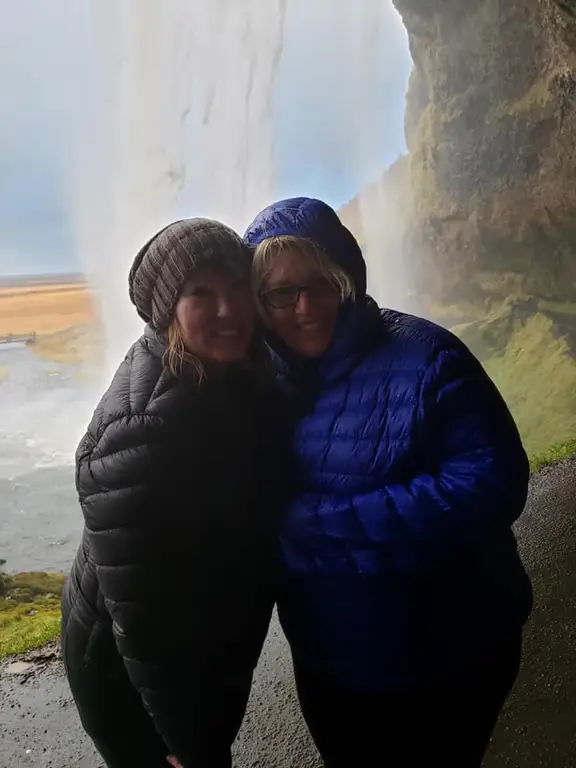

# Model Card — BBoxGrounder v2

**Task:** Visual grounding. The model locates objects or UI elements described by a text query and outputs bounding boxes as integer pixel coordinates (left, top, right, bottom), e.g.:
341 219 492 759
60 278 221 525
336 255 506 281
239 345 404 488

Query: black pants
62 621 250 768
293 635 522 768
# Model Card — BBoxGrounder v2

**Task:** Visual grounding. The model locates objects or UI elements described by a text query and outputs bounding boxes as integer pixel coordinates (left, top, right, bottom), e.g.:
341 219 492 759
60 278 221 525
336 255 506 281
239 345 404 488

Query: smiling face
174 267 255 363
258 245 344 357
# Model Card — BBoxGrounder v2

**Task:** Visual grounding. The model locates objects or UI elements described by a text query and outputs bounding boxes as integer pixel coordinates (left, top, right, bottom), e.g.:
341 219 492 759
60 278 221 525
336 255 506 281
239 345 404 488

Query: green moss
452 301 522 360
0 571 65 660
499 56 576 116
409 104 438 215
538 300 576 316
452 309 576 461
502 78 554 115
530 438 576 473
481 314 576 457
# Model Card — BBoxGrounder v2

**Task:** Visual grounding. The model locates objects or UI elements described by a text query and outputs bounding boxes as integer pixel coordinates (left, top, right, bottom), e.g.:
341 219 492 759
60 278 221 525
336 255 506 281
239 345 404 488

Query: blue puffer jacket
245 198 533 692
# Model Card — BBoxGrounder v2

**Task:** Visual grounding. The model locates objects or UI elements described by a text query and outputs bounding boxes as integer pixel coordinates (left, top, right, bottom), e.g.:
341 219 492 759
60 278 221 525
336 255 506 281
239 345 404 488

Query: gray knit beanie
128 218 252 330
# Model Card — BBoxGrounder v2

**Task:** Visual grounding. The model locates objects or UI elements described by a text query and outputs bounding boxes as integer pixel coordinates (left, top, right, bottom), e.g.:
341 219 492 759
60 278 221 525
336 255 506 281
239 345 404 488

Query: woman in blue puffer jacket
244 197 533 768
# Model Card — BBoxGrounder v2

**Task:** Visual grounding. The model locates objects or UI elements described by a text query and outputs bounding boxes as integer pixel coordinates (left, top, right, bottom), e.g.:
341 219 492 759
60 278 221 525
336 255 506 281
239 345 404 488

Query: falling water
72 0 409 380
72 0 287 378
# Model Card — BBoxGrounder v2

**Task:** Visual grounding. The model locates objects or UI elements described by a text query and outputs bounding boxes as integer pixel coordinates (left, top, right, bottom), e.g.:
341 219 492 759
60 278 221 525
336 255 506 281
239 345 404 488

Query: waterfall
71 0 408 381
72 0 287 379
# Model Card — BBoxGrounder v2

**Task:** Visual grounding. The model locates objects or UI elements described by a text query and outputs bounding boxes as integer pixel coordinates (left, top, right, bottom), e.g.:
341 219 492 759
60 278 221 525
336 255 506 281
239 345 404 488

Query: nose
295 289 312 315
216 296 235 318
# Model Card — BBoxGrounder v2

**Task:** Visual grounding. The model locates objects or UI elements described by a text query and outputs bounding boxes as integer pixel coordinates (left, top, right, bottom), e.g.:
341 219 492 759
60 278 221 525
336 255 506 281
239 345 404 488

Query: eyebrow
265 270 321 287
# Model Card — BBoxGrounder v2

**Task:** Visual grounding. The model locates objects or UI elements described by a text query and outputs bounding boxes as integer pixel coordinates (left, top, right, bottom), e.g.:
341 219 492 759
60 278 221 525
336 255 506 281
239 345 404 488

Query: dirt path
1 457 575 768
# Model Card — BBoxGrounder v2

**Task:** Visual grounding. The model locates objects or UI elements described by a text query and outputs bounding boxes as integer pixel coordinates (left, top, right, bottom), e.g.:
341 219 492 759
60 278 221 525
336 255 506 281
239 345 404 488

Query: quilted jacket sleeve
76 412 201 764
361 341 529 572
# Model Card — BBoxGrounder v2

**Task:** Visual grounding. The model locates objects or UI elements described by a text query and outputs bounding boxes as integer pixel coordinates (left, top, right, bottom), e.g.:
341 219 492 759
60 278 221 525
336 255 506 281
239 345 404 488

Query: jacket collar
143 323 167 360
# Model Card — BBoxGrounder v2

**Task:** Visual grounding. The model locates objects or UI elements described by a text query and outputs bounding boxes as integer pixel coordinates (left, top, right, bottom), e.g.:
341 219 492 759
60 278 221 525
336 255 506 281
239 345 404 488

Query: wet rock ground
0 624 319 768
1 457 575 768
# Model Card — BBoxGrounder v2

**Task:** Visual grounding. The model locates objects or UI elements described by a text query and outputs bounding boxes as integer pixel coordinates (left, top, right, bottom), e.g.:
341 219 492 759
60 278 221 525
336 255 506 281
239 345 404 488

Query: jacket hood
243 197 367 297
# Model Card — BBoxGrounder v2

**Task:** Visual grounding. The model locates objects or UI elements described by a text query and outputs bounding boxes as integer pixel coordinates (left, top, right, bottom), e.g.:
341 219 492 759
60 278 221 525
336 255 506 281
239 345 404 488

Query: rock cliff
341 0 576 313
339 0 576 457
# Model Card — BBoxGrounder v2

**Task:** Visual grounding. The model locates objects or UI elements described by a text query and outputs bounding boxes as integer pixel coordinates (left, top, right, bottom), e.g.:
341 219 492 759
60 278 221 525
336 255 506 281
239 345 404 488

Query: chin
212 346 251 363
296 339 332 358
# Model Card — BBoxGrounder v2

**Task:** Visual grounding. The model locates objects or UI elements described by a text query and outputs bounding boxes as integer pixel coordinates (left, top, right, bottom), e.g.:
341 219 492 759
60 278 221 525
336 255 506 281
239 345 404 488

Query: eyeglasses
261 276 337 309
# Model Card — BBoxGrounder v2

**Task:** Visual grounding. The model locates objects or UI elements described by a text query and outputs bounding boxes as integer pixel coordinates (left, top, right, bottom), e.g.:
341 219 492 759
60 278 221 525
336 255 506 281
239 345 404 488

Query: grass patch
452 309 576 460
481 314 576 457
0 571 65 660
529 438 576 473
32 324 103 365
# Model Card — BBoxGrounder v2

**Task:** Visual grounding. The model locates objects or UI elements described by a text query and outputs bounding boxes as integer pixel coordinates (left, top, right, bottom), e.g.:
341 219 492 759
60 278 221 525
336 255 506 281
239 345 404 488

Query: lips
297 321 322 332
215 329 240 338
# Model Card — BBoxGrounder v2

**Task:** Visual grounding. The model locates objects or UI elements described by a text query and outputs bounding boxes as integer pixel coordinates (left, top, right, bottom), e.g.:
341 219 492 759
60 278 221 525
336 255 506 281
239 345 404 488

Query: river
0 343 99 572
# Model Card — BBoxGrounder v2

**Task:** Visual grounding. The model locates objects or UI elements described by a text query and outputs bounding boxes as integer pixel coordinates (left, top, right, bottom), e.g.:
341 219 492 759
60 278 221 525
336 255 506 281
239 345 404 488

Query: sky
0 1 412 277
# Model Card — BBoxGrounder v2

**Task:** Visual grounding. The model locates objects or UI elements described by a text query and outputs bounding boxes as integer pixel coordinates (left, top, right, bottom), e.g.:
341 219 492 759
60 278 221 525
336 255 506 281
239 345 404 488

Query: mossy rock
0 571 66 602
484 313 576 457
452 304 520 361
0 571 66 660
453 310 576 459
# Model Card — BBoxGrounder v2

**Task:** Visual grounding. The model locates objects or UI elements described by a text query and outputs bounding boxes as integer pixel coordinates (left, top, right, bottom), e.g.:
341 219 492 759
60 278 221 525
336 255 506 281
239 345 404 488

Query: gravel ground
1 456 575 768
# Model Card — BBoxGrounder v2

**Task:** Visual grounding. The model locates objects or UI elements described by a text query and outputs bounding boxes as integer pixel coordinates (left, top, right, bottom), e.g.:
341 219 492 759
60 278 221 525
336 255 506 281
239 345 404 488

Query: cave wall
341 0 576 311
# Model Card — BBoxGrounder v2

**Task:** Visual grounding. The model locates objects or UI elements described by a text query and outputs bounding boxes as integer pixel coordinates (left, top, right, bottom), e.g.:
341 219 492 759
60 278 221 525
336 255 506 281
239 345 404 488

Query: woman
61 218 277 768
244 197 533 767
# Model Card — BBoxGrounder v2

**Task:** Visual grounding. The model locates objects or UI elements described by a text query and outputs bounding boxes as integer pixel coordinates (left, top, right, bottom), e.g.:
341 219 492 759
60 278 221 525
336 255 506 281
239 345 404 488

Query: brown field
0 282 97 336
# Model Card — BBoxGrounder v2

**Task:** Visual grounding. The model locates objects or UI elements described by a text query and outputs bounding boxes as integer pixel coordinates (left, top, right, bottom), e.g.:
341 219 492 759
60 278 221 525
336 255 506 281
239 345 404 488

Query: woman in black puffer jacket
61 218 277 768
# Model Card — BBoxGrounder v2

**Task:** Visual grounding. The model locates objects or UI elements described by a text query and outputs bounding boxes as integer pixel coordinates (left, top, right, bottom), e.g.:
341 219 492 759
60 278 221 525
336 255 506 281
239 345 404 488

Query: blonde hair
251 235 355 310
164 316 271 383
165 321 206 381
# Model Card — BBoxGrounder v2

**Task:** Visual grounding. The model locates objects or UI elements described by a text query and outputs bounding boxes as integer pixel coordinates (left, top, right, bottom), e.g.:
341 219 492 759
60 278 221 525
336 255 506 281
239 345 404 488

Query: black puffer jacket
61 326 278 761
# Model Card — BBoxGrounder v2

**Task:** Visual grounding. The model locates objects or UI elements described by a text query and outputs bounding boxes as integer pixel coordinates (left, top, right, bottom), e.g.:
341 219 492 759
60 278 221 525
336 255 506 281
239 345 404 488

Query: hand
166 756 183 768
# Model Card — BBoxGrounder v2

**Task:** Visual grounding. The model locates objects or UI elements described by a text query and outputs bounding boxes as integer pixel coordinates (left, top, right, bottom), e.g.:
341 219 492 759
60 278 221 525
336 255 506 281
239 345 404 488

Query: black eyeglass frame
259 276 338 309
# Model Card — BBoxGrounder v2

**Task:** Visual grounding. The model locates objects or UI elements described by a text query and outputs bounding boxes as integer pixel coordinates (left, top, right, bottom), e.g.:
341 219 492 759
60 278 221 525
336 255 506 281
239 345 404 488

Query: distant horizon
0 270 86 284
0 168 406 282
